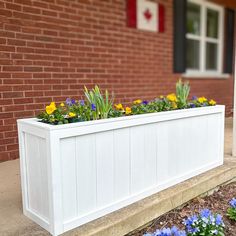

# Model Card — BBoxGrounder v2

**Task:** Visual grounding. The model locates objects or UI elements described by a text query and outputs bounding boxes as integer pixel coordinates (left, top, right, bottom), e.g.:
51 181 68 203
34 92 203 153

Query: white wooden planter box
17 105 225 236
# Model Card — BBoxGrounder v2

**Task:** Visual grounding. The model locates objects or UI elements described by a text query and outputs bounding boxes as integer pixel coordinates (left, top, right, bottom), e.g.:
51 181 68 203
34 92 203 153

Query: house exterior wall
0 0 234 162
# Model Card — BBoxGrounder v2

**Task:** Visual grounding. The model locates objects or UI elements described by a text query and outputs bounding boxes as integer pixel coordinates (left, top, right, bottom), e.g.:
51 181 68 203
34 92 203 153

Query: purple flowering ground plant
143 209 224 236
184 209 224 236
144 226 186 236
227 198 236 221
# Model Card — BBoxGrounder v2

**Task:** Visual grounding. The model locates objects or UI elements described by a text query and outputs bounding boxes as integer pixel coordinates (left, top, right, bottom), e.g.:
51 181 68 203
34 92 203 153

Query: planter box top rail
18 105 224 133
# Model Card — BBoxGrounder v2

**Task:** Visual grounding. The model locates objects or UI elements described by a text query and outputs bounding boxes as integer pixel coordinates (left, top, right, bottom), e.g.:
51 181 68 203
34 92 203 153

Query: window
185 0 224 76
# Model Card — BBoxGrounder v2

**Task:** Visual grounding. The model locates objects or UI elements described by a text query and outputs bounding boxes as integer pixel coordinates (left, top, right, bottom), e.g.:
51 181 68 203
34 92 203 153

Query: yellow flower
167 93 177 102
115 103 124 110
46 105 56 115
125 107 132 115
69 112 76 118
133 99 142 105
160 95 164 99
60 102 65 107
172 102 177 109
198 97 207 103
209 99 216 106
50 102 56 108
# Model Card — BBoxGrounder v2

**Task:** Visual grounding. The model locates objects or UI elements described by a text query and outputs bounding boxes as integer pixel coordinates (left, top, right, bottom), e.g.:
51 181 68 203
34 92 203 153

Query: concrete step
64 157 236 236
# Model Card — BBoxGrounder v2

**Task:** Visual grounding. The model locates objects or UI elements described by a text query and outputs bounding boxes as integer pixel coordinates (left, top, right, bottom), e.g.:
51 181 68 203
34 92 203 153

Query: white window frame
184 0 225 78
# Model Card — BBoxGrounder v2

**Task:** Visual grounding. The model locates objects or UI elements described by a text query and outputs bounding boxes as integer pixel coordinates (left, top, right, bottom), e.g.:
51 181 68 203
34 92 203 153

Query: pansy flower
91 103 96 111
80 100 85 106
133 99 142 105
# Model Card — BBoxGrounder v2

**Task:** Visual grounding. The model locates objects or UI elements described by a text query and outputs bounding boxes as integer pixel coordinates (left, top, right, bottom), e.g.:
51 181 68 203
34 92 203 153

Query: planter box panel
113 128 130 201
60 137 78 222
23 133 50 224
75 135 97 216
17 106 225 236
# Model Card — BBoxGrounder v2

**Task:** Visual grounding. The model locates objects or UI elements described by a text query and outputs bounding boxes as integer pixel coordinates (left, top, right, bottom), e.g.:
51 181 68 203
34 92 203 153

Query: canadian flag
127 0 165 33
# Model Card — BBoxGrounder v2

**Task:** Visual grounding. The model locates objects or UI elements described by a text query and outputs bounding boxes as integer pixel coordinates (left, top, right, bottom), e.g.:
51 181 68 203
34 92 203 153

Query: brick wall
0 0 234 162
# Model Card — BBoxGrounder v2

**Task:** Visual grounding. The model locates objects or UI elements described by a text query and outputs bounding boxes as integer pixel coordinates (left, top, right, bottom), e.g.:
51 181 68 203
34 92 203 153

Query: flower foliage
37 80 217 125
227 198 236 221
176 79 190 108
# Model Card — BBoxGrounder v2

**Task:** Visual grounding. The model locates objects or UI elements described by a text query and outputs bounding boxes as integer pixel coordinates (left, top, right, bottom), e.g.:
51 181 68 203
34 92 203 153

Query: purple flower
215 214 224 226
80 100 85 106
91 103 96 111
200 209 211 218
66 98 76 106
189 103 196 108
230 198 236 208
184 215 198 226
66 98 71 105
192 96 198 100
142 100 149 105
144 226 186 236
71 99 75 105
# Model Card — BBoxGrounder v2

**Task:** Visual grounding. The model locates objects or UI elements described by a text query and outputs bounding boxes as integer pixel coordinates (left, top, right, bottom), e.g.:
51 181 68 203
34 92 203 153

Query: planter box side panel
19 129 50 229
58 111 224 231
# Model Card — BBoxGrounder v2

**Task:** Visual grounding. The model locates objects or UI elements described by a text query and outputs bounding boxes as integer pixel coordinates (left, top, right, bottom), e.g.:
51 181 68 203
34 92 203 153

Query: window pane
206 42 218 70
187 2 201 35
186 39 200 70
207 9 219 38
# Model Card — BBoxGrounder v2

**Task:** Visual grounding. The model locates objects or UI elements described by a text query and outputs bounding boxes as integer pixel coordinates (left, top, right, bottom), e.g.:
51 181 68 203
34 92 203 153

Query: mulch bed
127 182 236 236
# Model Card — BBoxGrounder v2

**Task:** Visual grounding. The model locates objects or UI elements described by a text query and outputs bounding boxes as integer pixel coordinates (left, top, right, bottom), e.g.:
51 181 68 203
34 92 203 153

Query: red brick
0 45 15 52
24 66 43 72
2 66 23 72
6 3 22 11
14 98 33 104
4 131 18 138
0 152 10 162
0 9 12 17
3 91 23 98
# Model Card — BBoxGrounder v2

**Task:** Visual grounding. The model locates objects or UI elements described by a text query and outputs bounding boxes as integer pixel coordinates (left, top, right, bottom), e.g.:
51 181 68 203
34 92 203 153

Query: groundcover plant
37 79 217 125
227 198 236 221
143 209 225 236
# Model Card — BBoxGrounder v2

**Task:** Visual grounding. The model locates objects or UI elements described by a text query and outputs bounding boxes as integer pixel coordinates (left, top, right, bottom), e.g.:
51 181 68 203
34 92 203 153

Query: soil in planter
126 182 236 236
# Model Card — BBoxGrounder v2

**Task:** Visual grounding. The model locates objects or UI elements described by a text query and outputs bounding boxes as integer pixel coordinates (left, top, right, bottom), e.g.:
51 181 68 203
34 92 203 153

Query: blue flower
66 98 72 106
215 214 224 226
66 98 76 106
189 103 196 108
171 226 186 236
200 209 211 218
145 227 186 236
91 103 96 111
184 215 198 226
230 198 236 208
71 99 76 105
142 100 149 105
80 100 85 106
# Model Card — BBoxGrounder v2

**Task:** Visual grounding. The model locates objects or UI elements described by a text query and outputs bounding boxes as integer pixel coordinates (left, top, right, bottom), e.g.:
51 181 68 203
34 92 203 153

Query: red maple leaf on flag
143 8 152 21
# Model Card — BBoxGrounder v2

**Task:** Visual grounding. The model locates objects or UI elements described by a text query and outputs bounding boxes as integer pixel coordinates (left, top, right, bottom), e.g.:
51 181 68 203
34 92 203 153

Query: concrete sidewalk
0 118 235 236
